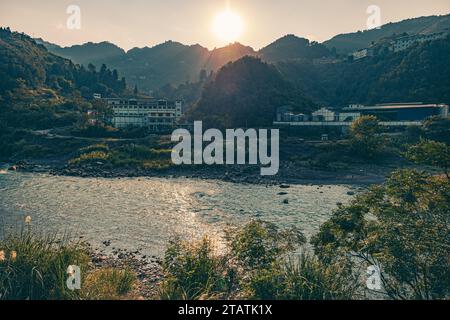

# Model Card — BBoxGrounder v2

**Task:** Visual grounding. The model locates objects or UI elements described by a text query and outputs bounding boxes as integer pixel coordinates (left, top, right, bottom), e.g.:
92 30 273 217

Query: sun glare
212 9 244 44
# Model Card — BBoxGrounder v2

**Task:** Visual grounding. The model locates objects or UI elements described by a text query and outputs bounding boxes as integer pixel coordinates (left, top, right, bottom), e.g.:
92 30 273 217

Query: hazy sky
1 0 449 50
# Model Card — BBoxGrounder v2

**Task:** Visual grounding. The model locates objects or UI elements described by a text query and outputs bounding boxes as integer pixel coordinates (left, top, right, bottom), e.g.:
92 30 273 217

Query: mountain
277 35 450 107
41 40 256 92
0 27 127 129
205 42 256 71
260 34 332 62
324 14 450 54
34 39 126 67
185 56 316 128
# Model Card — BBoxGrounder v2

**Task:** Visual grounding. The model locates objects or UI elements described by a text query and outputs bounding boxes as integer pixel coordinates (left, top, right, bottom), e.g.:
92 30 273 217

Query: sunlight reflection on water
0 172 357 256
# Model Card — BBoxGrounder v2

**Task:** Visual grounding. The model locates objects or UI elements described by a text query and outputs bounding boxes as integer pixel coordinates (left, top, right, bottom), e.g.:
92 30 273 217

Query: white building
107 98 182 130
351 48 374 60
391 32 448 52
312 108 335 122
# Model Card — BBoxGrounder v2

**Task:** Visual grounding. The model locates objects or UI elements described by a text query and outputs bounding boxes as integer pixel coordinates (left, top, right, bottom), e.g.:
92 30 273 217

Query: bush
312 169 450 300
82 268 136 300
0 227 136 300
159 236 231 300
247 254 358 300
159 221 358 300
0 229 90 300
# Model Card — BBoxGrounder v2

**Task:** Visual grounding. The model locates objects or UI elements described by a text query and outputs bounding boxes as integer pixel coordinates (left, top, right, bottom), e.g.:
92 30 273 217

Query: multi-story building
106 98 182 130
390 32 448 52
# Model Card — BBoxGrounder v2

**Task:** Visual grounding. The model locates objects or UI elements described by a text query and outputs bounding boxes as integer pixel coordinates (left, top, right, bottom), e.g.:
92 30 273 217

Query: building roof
343 103 447 111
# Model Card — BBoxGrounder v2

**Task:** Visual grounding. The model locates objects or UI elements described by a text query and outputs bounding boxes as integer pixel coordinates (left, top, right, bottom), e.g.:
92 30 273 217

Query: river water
0 170 357 256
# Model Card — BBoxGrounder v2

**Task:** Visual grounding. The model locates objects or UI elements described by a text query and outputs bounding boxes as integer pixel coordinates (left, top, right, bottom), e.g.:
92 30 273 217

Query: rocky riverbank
85 241 163 299
7 160 390 186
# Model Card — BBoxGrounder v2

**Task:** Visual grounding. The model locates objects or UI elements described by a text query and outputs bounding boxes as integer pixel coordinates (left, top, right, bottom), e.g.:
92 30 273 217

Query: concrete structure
343 103 449 121
312 108 335 122
275 103 449 128
351 48 373 60
107 98 182 130
390 32 448 52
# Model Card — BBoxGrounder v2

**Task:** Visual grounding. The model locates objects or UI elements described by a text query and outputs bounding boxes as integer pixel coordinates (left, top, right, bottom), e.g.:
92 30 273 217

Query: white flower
24 216 32 224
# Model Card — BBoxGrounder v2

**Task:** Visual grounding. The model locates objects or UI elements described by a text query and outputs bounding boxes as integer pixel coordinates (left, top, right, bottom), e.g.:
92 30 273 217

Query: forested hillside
323 13 450 54
278 36 450 107
0 27 127 130
185 56 316 128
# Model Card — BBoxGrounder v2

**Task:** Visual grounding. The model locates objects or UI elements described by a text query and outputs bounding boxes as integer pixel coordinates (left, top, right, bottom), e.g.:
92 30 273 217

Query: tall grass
0 227 136 300
158 221 360 300
0 229 89 300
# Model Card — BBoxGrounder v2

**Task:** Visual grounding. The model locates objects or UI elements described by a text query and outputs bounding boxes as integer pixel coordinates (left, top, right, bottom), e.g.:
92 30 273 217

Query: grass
0 226 136 300
68 143 173 169
158 221 359 300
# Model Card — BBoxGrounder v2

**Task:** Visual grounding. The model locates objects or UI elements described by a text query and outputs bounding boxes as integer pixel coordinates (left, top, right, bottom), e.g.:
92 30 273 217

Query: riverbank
7 159 391 186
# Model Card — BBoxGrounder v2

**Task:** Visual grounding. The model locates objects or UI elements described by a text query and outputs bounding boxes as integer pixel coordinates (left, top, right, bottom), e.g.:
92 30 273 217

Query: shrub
81 268 136 300
158 236 230 300
247 254 358 300
0 229 90 300
228 220 305 271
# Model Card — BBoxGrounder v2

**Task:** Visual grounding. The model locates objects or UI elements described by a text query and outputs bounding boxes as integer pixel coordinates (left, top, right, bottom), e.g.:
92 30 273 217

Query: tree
349 115 384 159
405 139 450 178
422 116 450 145
312 169 450 300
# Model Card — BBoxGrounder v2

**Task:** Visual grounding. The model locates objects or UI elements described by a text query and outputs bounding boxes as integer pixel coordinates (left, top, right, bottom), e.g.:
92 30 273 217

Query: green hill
0 27 127 130
324 14 450 54
260 34 332 62
278 35 450 107
185 56 316 128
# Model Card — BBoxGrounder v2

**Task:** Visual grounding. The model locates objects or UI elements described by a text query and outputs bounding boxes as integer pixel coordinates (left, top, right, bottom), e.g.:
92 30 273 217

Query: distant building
390 32 448 52
274 103 449 128
93 93 102 99
312 108 335 122
351 48 373 60
343 103 449 121
106 98 182 130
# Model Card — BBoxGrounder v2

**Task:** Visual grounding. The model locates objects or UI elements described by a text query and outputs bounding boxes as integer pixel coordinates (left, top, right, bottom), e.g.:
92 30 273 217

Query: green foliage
323 14 450 54
185 56 316 128
68 143 173 170
159 237 229 300
405 139 450 177
228 220 305 271
0 229 90 300
279 37 450 107
159 220 357 300
82 268 136 300
260 35 332 62
247 255 358 300
0 226 136 300
422 116 450 144
312 169 450 300
350 116 385 159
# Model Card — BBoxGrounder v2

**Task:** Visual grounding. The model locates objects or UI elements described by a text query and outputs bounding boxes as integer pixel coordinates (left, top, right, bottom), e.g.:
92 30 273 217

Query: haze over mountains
1 12 450 132
35 13 450 93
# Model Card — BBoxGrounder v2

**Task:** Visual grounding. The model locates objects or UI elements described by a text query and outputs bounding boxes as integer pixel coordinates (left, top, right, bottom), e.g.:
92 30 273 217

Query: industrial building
275 103 449 128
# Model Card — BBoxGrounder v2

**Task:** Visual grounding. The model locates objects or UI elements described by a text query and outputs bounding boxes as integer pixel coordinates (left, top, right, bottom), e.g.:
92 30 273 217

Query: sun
212 9 244 43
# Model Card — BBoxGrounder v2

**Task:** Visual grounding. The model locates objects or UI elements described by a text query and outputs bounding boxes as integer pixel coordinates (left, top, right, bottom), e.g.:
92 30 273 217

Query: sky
1 0 449 50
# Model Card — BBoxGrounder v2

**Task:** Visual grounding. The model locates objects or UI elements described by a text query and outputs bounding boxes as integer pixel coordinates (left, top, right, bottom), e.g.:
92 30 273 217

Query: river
0 170 358 256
